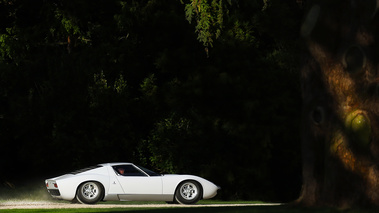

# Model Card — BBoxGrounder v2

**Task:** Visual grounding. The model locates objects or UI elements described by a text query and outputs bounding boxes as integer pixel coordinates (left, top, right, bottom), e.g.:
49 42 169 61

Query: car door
113 165 162 195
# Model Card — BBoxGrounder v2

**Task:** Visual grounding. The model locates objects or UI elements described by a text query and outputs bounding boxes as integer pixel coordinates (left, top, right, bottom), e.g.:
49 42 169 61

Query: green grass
2 206 379 213
1 200 379 213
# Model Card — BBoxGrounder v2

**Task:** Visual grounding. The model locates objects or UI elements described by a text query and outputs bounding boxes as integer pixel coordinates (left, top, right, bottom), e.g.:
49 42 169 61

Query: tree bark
299 0 379 207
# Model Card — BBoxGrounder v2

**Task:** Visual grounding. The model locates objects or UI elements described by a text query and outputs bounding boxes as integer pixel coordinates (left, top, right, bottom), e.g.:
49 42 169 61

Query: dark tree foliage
0 0 302 201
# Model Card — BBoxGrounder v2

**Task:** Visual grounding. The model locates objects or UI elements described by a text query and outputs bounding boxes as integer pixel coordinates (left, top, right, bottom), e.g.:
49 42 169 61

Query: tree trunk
299 0 379 207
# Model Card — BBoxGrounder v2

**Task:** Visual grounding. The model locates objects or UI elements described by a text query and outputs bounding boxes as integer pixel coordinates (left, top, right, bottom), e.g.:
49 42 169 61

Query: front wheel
76 181 103 204
175 180 202 205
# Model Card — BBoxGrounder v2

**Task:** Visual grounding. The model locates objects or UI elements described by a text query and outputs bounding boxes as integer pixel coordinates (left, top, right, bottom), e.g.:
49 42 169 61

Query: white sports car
45 163 220 205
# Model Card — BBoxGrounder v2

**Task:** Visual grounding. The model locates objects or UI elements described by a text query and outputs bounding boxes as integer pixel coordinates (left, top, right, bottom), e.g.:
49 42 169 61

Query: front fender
161 175 219 199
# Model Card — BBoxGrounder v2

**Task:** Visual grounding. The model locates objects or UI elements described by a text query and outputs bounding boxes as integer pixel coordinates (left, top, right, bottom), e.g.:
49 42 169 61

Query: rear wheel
76 181 103 204
175 180 202 204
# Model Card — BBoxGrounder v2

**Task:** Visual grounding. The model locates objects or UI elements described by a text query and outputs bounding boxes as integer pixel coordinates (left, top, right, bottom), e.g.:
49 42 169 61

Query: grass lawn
2 206 379 213
2 200 379 213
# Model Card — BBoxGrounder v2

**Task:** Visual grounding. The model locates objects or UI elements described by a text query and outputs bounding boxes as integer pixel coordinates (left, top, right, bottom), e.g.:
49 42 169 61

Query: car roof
98 162 134 167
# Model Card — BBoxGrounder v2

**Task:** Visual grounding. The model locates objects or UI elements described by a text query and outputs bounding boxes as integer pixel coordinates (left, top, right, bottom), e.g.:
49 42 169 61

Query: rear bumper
47 188 63 200
47 189 61 196
46 180 62 199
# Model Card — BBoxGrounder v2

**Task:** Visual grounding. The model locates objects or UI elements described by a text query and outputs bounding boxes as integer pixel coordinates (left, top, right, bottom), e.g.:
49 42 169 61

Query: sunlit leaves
140 74 157 98
114 74 127 94
226 20 255 44
94 71 111 91
183 0 225 47
56 11 81 36
0 33 12 61
89 72 129 107
0 27 25 64
146 114 192 173
185 3 195 23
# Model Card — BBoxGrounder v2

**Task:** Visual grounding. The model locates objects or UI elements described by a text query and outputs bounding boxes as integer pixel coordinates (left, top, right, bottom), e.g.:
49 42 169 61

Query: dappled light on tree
300 0 379 207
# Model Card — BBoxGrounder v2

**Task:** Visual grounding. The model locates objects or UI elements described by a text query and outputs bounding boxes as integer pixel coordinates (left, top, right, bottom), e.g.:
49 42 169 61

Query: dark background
0 0 304 202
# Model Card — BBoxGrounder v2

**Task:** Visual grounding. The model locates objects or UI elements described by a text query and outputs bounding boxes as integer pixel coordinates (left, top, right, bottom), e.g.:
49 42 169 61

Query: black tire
175 180 202 205
76 181 103 204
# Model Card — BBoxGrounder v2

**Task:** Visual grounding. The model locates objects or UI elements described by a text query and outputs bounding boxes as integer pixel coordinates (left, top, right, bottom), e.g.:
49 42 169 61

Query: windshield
137 165 161 176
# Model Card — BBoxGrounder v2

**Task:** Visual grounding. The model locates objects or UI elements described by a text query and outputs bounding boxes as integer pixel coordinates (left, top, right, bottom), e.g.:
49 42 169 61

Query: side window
113 165 147 176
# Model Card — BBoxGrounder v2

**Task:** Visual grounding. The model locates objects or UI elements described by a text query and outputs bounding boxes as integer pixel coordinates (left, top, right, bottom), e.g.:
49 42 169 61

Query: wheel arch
76 180 106 201
175 179 204 199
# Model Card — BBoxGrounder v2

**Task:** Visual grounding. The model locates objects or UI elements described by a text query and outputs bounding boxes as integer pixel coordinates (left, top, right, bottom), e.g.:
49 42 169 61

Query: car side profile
45 163 220 205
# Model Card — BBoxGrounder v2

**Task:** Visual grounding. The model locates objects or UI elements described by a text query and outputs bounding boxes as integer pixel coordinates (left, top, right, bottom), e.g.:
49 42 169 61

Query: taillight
46 182 49 187
54 183 58 188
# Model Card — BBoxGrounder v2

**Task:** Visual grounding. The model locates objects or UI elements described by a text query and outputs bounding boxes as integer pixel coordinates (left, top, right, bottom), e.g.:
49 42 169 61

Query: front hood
162 174 189 176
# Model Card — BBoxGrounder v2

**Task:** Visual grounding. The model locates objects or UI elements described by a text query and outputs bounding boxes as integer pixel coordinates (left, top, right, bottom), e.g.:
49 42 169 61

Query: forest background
0 0 303 202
